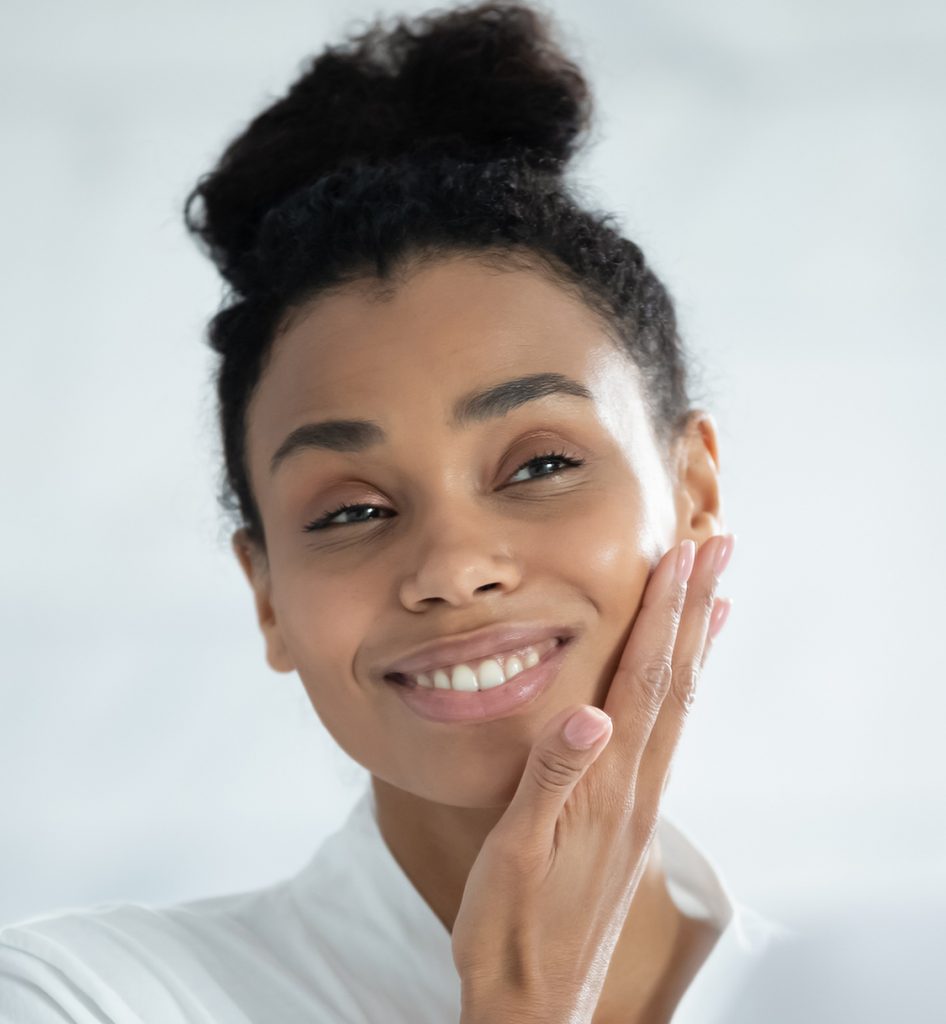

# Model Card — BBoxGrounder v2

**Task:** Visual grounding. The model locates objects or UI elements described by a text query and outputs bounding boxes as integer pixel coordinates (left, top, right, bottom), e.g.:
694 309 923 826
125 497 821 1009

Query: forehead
245 256 633 465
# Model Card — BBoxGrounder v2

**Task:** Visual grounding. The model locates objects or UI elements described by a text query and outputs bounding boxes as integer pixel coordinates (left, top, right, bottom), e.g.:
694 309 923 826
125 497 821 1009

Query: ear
231 528 296 674
670 411 725 546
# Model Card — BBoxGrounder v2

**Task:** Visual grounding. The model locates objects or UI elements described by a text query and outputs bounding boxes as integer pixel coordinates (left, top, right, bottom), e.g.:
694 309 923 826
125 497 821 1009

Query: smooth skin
232 253 732 1024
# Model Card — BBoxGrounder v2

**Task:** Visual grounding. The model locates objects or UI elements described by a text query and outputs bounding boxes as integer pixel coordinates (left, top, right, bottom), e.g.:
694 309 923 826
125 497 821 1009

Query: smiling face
234 253 721 808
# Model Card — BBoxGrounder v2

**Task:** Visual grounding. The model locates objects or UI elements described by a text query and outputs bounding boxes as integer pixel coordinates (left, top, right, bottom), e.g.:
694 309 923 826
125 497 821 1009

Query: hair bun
185 0 592 292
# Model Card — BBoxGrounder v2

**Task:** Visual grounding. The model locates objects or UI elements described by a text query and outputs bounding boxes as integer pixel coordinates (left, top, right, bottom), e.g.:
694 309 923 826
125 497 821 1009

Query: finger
499 703 613 854
661 591 732 800
599 539 695 781
701 597 732 668
638 534 734 808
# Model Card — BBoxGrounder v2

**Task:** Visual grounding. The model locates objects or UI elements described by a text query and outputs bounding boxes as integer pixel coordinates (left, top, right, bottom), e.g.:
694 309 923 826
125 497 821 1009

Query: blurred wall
2 0 943 941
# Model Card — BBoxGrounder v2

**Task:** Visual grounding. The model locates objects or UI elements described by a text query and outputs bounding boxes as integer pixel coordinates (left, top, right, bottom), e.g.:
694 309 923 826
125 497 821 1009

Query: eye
505 449 584 485
303 501 393 533
302 449 585 532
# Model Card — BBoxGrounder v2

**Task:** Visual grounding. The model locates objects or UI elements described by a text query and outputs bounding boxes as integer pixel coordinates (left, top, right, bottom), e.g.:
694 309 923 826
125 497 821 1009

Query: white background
2 0 943 943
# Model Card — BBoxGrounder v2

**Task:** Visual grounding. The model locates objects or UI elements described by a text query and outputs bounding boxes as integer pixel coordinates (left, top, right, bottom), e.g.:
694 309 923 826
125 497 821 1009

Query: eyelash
302 450 585 533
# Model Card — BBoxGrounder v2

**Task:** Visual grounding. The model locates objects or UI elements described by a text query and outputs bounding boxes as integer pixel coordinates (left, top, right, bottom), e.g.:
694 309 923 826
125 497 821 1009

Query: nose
397 526 523 610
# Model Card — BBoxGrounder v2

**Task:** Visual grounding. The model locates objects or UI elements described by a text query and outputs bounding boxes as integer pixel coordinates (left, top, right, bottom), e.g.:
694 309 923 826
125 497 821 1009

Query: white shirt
0 781 793 1023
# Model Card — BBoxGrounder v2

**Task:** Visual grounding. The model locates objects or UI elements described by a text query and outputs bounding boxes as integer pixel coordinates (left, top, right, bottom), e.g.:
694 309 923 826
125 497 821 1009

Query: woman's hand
451 534 735 1024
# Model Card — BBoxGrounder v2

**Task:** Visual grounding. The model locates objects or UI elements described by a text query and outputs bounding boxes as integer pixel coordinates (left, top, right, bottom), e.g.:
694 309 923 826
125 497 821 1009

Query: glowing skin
233 255 725 1022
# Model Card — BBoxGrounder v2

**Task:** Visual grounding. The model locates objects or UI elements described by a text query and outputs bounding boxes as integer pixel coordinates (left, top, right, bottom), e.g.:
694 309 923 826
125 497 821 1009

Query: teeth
408 638 558 691
451 665 479 692
504 655 524 678
477 659 505 690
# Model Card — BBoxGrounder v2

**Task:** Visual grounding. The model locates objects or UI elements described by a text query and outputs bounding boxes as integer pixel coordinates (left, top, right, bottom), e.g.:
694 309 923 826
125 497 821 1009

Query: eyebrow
269 372 593 476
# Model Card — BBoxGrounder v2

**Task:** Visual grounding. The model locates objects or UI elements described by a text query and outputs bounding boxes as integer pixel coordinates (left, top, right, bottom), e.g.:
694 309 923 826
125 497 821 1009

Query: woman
0 2 791 1021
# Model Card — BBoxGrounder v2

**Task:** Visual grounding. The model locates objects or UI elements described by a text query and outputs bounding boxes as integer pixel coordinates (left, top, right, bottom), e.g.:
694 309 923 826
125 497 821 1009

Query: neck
371 775 692 1021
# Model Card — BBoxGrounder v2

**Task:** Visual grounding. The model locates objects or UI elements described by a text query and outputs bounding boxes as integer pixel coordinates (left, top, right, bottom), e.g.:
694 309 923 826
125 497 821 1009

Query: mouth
382 619 578 684
384 635 574 724
384 635 570 690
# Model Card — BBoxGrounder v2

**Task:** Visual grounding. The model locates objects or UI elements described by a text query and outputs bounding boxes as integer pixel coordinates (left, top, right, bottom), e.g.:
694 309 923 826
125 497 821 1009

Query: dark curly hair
183 0 698 550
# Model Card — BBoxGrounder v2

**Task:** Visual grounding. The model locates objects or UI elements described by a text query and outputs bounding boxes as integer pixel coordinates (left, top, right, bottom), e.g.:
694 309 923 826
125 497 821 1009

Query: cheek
272 571 437 797
275 553 382 654
542 494 656 678
543 486 653 590
272 569 379 718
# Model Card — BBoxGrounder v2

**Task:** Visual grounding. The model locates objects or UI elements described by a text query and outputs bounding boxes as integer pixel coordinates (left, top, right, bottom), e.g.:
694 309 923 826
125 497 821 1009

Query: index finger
598 539 694 780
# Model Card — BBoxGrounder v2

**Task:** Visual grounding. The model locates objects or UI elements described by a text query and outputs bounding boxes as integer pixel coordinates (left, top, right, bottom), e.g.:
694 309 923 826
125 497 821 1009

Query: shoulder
0 897 259 1024
0 905 134 1023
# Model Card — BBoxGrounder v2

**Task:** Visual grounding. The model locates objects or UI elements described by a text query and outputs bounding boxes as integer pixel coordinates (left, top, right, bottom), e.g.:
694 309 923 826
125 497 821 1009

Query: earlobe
231 528 297 674
673 411 725 542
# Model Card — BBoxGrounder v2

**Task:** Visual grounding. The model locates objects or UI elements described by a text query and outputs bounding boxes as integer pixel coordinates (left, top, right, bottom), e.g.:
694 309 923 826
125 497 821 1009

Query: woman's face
235 255 720 807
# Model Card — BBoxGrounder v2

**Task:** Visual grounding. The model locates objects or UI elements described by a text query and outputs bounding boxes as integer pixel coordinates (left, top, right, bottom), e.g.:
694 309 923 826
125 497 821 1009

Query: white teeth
402 638 559 692
451 665 479 692
503 654 523 679
476 659 505 690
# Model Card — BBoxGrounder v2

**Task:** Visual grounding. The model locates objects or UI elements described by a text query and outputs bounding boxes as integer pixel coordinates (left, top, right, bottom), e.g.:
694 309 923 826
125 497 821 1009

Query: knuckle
668 583 688 619
670 662 701 712
531 750 579 794
637 656 674 704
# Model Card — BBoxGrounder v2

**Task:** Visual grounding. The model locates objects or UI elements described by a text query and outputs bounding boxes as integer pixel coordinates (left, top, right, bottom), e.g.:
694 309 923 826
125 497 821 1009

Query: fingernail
708 598 732 639
563 707 612 749
674 539 696 584
713 533 736 575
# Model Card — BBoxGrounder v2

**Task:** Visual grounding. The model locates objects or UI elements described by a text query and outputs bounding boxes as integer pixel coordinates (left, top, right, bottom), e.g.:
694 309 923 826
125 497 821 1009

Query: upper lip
382 622 578 678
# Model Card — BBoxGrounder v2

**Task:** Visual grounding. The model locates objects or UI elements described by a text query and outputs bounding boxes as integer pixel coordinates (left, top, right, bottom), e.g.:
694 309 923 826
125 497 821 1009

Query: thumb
503 705 613 850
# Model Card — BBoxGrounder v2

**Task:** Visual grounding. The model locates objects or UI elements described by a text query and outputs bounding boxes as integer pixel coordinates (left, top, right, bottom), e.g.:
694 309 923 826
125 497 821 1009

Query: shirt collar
296 780 794 1021
655 812 796 1022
